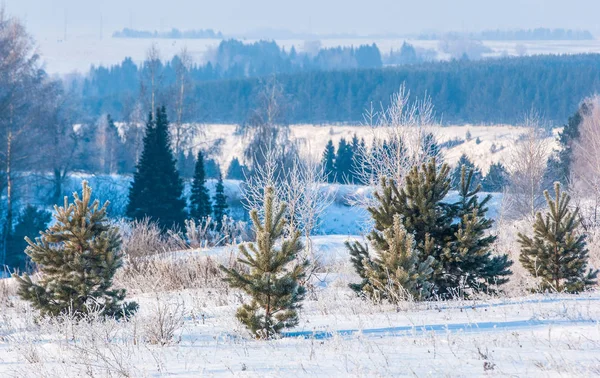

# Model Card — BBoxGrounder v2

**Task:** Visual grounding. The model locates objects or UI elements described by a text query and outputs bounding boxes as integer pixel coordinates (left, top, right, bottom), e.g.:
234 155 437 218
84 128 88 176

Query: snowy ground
1 237 599 377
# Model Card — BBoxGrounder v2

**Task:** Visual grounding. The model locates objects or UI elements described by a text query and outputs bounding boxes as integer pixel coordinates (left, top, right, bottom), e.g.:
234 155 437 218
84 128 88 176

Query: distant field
38 36 600 74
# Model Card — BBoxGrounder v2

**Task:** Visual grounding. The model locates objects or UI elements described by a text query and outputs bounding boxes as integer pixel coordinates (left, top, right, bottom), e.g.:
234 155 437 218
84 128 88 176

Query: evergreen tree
126 107 186 229
451 167 513 293
205 158 221 179
226 157 246 180
335 138 354 183
190 150 212 220
518 183 598 292
321 140 336 183
352 214 434 303
6 205 51 272
423 132 442 163
220 187 308 339
213 173 228 228
14 181 138 319
452 154 482 189
350 159 511 298
482 162 509 192
548 106 585 186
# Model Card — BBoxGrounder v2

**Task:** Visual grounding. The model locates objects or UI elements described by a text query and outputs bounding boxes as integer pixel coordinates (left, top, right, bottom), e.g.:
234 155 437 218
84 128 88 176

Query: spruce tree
126 107 186 229
226 157 245 180
321 140 336 183
335 138 354 183
452 154 482 189
353 214 434 303
6 205 51 272
220 187 308 339
14 181 138 319
518 183 598 293
482 162 509 192
190 150 212 220
213 173 228 228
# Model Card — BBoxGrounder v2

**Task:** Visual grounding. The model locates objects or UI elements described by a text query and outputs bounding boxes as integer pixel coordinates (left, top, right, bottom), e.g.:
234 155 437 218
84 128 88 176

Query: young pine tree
6 205 51 272
213 173 228 229
352 214 434 303
220 187 308 339
452 154 482 189
451 167 512 293
126 107 186 229
190 150 212 220
14 181 138 319
518 183 598 293
321 140 336 183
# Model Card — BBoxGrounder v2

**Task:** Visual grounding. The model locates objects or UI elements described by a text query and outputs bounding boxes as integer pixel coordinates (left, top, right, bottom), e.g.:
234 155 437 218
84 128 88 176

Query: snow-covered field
37 36 600 75
1 237 599 377
197 123 559 175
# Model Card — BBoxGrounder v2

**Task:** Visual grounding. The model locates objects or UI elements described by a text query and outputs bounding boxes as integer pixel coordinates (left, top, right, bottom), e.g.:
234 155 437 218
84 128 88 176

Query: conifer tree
213 173 228 228
518 183 598 292
350 159 511 298
6 205 51 272
335 138 354 183
126 106 186 229
226 157 245 180
321 140 336 183
452 154 482 189
482 162 509 192
356 214 434 303
190 150 212 220
14 181 138 319
220 187 308 339
451 167 512 293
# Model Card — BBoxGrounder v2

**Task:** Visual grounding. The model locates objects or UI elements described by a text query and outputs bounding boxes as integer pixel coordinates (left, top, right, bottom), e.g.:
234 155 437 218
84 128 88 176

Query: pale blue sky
6 0 600 39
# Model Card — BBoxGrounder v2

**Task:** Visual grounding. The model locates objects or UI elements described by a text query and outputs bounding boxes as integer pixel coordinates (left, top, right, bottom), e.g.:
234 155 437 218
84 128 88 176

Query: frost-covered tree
518 183 598 292
14 181 138 319
220 187 308 339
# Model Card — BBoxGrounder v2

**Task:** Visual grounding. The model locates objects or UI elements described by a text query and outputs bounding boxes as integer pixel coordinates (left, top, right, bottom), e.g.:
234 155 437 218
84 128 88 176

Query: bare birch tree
140 43 163 116
505 112 551 220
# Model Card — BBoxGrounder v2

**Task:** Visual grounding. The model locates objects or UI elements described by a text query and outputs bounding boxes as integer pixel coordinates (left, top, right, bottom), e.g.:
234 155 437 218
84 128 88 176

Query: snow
197 123 559 175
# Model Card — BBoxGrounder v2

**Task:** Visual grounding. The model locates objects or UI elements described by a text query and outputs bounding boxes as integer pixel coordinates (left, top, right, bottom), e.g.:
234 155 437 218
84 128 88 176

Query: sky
6 0 600 40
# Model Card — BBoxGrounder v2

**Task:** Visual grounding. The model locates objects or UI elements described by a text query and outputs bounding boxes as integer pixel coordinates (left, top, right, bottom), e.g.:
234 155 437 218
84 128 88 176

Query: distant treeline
79 52 600 125
112 27 223 39
417 28 594 41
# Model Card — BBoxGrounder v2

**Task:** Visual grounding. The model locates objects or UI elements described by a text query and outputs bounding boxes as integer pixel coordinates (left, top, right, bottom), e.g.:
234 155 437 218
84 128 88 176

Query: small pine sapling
518 183 598 293
220 187 308 339
14 181 138 319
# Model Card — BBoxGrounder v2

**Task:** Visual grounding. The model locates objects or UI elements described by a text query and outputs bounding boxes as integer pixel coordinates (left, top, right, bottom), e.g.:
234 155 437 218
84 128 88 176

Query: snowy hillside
194 123 559 175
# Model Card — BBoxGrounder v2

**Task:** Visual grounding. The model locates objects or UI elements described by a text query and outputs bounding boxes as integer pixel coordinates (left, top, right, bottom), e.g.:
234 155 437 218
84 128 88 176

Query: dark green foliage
226 157 246 180
335 138 354 183
126 107 187 229
482 162 509 192
204 158 221 179
518 183 598 293
321 140 336 183
220 187 308 339
350 215 434 303
452 167 513 292
350 159 512 298
14 181 138 319
423 133 442 163
452 154 482 190
190 150 212 220
5 205 51 272
547 104 586 186
177 149 196 179
213 173 228 228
